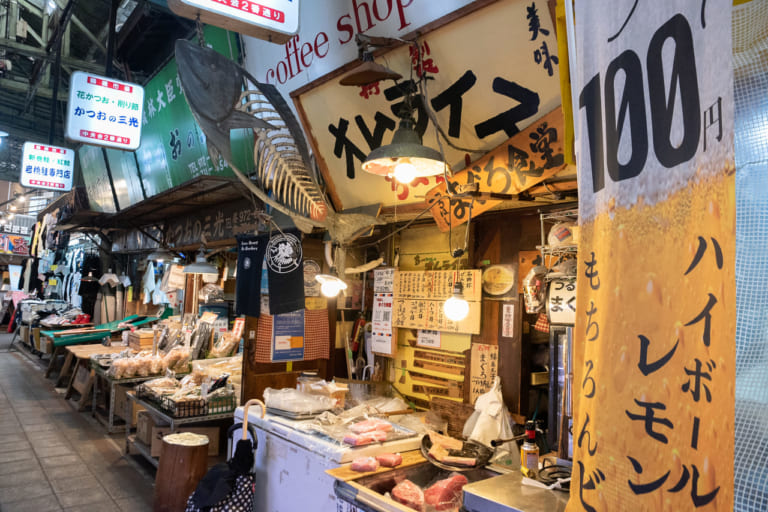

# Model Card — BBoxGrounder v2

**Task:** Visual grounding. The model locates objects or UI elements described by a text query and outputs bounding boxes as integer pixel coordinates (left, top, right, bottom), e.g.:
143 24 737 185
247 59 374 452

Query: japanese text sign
20 142 74 191
169 0 299 44
294 0 561 210
392 270 481 335
569 0 735 510
470 343 498 404
66 72 144 150
427 107 569 231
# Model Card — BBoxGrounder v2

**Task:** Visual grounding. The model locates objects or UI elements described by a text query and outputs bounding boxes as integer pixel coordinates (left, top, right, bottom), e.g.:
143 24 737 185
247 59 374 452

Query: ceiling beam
18 0 123 74
0 38 105 74
0 77 64 99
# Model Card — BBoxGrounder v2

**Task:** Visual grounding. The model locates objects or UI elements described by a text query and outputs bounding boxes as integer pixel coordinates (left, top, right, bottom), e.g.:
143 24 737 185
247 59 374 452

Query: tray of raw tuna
391 473 469 512
340 417 417 447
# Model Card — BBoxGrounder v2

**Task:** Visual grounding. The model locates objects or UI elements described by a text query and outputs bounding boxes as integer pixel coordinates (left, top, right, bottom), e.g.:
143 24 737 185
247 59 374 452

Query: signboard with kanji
294 0 561 211
65 72 144 150
168 0 299 44
569 0 735 510
20 142 74 191
392 269 481 335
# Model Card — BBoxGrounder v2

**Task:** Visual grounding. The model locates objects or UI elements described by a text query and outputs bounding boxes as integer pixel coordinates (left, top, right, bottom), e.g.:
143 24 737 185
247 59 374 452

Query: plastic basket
157 394 237 418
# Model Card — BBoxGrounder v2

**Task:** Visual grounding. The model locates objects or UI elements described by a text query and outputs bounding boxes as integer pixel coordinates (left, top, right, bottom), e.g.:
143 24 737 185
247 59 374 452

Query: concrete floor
0 332 154 512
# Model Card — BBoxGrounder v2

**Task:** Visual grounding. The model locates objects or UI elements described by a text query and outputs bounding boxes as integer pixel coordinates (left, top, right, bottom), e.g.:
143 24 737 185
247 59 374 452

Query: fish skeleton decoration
175 40 384 245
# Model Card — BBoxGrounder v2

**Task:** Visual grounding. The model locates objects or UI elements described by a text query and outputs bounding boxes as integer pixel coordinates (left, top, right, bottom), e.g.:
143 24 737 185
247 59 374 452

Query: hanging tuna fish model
174 40 384 247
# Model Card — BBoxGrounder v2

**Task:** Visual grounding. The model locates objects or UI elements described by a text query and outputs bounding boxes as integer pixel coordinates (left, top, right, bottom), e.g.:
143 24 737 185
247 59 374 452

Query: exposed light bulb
392 162 417 184
316 274 348 298
7 212 14 220
10 205 16 211
16 195 25 203
443 282 469 321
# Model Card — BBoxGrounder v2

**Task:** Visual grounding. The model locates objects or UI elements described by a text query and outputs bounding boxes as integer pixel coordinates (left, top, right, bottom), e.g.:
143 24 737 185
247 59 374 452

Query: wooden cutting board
326 449 427 481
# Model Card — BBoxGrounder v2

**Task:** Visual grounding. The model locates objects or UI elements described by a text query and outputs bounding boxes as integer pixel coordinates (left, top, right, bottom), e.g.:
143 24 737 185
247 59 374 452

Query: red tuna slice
423 474 469 511
391 479 424 511
375 453 403 467
351 456 380 472
349 418 394 434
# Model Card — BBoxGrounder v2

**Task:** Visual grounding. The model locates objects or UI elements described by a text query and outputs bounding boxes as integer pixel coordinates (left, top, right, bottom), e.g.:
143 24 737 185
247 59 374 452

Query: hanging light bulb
392 162 417 184
16 195 25 203
316 274 348 298
443 282 469 321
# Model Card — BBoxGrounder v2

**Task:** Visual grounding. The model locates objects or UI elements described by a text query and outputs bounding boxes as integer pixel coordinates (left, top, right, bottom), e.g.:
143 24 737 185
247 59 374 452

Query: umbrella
185 399 265 512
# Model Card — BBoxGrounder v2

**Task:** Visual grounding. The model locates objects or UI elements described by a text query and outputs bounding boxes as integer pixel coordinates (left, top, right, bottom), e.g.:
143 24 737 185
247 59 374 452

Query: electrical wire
537 459 572 491
358 195 452 248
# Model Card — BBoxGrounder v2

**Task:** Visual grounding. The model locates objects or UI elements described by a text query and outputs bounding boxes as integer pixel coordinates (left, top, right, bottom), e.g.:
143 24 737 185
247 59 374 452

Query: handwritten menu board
393 270 482 334
470 343 499 404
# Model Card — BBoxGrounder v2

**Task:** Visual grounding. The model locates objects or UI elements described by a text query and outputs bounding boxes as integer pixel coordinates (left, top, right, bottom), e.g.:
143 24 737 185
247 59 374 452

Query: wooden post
153 432 209 512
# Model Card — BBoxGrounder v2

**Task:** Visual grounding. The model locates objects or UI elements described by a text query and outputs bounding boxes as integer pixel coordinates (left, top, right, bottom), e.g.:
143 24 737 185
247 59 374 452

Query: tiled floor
0 332 154 512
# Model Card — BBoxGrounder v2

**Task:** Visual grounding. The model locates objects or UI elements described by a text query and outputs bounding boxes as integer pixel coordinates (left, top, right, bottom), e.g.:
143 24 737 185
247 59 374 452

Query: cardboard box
150 426 220 458
20 325 29 346
136 410 163 445
114 388 146 428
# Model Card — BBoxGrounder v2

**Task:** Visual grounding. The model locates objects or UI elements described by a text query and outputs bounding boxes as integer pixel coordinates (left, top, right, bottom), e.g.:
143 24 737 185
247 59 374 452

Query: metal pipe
105 0 117 77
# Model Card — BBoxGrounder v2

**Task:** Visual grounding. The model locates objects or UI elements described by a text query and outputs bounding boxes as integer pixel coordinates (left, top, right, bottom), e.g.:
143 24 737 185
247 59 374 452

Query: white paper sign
20 142 74 191
372 293 393 332
417 329 441 348
547 278 576 325
502 303 515 338
371 292 395 356
373 267 395 293
66 71 144 150
370 331 393 356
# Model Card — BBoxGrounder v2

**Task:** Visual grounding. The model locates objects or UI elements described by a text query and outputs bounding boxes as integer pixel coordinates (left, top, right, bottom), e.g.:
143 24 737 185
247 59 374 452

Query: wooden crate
128 329 155 351
430 396 476 438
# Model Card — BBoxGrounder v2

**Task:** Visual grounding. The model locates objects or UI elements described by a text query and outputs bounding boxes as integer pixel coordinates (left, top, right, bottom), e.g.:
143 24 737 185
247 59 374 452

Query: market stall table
91 363 161 434
233 406 424 512
126 393 235 468
60 344 128 411
42 313 163 379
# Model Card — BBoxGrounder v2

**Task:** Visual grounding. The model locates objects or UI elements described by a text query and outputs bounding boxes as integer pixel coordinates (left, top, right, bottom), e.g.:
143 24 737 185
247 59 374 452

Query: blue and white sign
271 309 305 361
20 142 74 191
65 71 144 151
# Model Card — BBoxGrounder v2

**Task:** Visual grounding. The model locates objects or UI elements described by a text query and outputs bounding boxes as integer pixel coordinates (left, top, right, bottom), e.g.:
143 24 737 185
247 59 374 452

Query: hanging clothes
234 234 267 317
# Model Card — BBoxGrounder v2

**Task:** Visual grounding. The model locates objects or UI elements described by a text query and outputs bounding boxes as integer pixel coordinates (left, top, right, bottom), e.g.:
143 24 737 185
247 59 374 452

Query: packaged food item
523 266 548 314
375 453 402 467
423 473 468 511
350 456 380 472
392 479 424 511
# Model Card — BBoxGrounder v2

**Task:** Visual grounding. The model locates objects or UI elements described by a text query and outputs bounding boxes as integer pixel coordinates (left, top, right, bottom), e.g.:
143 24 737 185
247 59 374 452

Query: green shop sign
135 26 254 195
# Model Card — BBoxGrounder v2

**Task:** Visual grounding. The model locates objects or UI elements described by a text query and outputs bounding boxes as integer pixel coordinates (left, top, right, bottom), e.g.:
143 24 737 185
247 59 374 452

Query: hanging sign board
168 0 299 44
20 142 74 191
570 0 735 510
426 107 569 232
547 278 576 325
65 71 144 151
293 0 562 211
